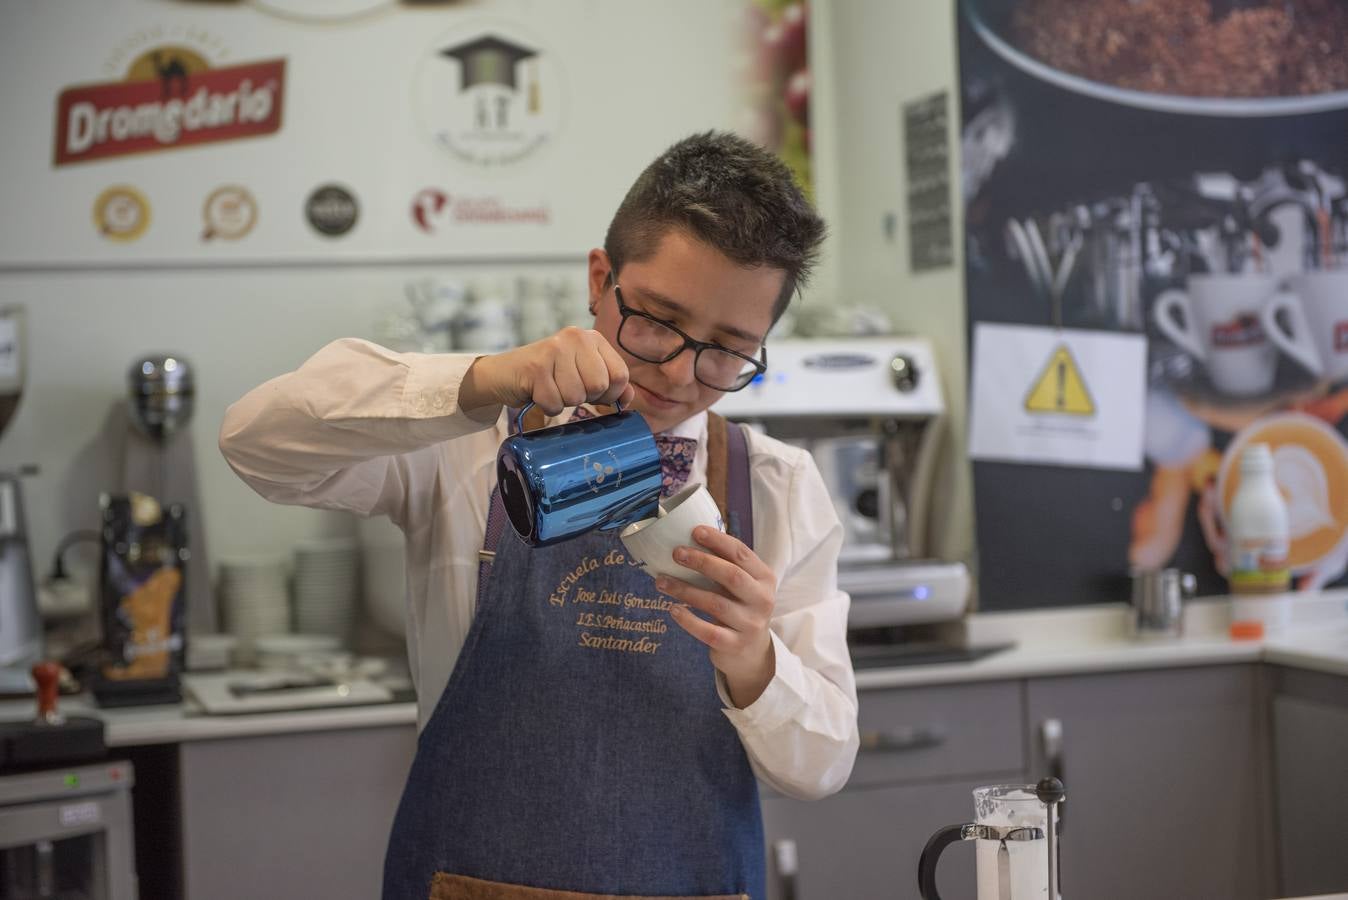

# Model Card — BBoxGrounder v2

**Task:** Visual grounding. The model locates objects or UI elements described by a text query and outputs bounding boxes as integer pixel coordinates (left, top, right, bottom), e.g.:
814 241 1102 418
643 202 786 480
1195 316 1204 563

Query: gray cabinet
762 681 1026 900
763 780 992 900
1025 665 1270 900
1270 666 1348 897
179 724 417 900
155 661 1334 900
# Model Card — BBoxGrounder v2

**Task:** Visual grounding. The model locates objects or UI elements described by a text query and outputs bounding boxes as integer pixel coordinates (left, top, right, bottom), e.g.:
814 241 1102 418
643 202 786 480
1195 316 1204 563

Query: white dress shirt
219 338 859 800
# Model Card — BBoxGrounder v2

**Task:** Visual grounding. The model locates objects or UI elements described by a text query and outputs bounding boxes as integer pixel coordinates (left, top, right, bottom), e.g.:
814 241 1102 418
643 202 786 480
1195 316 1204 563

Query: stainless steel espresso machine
715 337 975 665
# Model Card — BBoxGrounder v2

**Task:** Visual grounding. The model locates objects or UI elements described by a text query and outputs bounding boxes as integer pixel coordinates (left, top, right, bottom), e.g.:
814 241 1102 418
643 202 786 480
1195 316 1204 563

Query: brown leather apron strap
521 405 550 432
430 872 747 900
522 404 617 432
705 411 730 523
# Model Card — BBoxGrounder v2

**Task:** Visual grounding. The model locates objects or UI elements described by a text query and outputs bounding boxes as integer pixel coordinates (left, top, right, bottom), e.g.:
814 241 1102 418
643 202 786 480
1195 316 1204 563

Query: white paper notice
969 323 1146 470
0 319 17 381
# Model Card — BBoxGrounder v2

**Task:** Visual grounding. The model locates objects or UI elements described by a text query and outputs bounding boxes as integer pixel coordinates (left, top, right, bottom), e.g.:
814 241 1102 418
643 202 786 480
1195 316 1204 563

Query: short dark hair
604 131 826 323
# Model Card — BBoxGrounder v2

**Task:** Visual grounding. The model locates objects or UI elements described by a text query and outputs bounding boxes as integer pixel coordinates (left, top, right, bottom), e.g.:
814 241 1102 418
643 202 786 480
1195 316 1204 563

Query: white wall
0 0 741 264
0 263 585 582
0 0 765 594
1 0 975 604
818 0 973 566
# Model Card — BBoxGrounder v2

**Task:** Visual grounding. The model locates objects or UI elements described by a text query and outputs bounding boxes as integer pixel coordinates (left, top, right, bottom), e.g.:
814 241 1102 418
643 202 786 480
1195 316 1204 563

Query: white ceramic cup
619 482 724 591
1153 273 1292 397
1261 270 1348 383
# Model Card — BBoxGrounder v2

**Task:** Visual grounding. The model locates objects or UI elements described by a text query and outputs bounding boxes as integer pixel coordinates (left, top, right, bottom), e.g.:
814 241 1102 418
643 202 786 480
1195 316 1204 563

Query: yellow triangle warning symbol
1025 344 1095 416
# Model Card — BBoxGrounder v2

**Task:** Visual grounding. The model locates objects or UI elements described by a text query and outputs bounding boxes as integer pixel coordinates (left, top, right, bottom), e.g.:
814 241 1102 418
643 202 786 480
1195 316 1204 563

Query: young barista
219 131 858 900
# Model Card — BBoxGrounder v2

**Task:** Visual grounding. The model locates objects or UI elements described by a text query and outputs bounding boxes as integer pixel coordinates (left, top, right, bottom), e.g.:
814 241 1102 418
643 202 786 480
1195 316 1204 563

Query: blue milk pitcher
496 401 663 547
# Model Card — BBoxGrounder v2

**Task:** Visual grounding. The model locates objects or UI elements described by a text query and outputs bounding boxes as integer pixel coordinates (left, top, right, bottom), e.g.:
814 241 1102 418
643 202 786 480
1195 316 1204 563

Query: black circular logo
305 184 358 237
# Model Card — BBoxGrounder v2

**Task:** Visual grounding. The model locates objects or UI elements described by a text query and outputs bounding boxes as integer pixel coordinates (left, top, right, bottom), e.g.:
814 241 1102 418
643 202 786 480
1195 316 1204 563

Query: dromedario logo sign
54 43 285 165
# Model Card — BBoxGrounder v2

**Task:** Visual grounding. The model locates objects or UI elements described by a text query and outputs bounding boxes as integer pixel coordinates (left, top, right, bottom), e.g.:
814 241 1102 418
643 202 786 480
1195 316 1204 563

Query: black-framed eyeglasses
611 281 767 392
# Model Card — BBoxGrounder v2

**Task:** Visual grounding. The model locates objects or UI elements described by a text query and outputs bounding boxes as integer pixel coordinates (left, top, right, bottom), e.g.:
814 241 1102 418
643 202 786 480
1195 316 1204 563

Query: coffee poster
957 0 1348 608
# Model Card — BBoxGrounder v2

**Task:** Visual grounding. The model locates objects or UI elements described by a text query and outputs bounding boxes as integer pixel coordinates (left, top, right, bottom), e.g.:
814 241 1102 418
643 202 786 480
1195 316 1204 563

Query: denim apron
383 415 763 900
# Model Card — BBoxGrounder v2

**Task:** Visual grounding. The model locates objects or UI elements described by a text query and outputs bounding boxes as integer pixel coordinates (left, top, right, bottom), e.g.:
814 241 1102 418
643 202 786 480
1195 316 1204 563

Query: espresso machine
0 305 39 695
715 337 974 664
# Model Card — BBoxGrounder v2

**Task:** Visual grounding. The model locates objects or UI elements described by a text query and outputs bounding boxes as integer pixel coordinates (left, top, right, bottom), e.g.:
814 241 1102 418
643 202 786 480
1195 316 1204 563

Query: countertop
0 691 419 747
6 590 1347 747
855 589 1348 690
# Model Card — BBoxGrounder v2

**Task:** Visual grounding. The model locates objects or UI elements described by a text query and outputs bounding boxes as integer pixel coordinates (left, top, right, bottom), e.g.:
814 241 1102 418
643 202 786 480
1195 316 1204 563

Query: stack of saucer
292 537 360 642
217 555 291 665
253 633 344 671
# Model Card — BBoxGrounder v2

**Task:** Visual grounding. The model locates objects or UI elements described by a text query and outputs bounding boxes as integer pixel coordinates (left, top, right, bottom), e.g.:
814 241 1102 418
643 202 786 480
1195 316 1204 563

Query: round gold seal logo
93 185 151 242
202 185 258 241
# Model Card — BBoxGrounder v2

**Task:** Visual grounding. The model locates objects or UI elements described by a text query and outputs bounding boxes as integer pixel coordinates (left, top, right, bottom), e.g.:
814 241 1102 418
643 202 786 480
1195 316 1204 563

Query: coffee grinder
123 353 213 632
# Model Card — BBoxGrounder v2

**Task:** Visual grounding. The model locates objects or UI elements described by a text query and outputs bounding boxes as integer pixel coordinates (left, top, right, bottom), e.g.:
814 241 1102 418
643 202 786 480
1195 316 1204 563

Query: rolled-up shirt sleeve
717 448 860 800
218 338 500 524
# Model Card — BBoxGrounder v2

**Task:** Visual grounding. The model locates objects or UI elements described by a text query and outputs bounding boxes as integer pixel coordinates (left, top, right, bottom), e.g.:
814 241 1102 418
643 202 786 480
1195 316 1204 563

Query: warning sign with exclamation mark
1025 344 1095 416
968 323 1146 471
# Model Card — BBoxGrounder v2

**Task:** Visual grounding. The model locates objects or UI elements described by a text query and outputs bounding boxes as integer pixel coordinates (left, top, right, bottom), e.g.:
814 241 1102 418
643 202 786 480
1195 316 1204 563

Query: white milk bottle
1227 442 1291 637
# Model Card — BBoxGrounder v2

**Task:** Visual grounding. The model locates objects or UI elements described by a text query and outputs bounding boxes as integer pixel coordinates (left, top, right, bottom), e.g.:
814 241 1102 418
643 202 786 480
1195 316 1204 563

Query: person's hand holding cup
620 483 723 589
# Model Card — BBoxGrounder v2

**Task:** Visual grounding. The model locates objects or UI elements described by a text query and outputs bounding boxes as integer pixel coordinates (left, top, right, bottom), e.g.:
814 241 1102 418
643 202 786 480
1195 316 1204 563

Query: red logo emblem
1211 315 1264 349
410 186 550 232
54 47 286 166
411 188 451 233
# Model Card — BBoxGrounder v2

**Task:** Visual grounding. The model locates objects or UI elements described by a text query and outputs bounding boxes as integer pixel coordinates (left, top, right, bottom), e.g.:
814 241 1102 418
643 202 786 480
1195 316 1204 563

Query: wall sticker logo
55 39 285 166
412 26 564 169
94 185 151 242
202 185 258 241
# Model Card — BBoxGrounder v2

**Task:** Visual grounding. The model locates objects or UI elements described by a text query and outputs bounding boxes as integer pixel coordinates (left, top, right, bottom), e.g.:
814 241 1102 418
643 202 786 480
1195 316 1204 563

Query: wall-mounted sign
54 42 286 166
410 186 550 233
1024 344 1094 416
411 188 450 233
93 185 151 241
968 323 1146 471
1 1 744 266
249 0 396 24
202 185 258 241
902 91 953 272
305 184 358 237
412 25 564 170
959 0 1348 608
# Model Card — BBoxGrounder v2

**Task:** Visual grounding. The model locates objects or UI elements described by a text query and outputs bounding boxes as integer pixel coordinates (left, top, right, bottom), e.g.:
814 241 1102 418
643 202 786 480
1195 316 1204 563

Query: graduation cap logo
416 26 560 168
440 34 538 94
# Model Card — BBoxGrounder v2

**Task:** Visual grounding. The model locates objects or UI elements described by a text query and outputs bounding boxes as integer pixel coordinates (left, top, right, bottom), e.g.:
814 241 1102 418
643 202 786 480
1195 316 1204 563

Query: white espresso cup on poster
620 482 724 592
1260 270 1348 384
1152 273 1292 397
